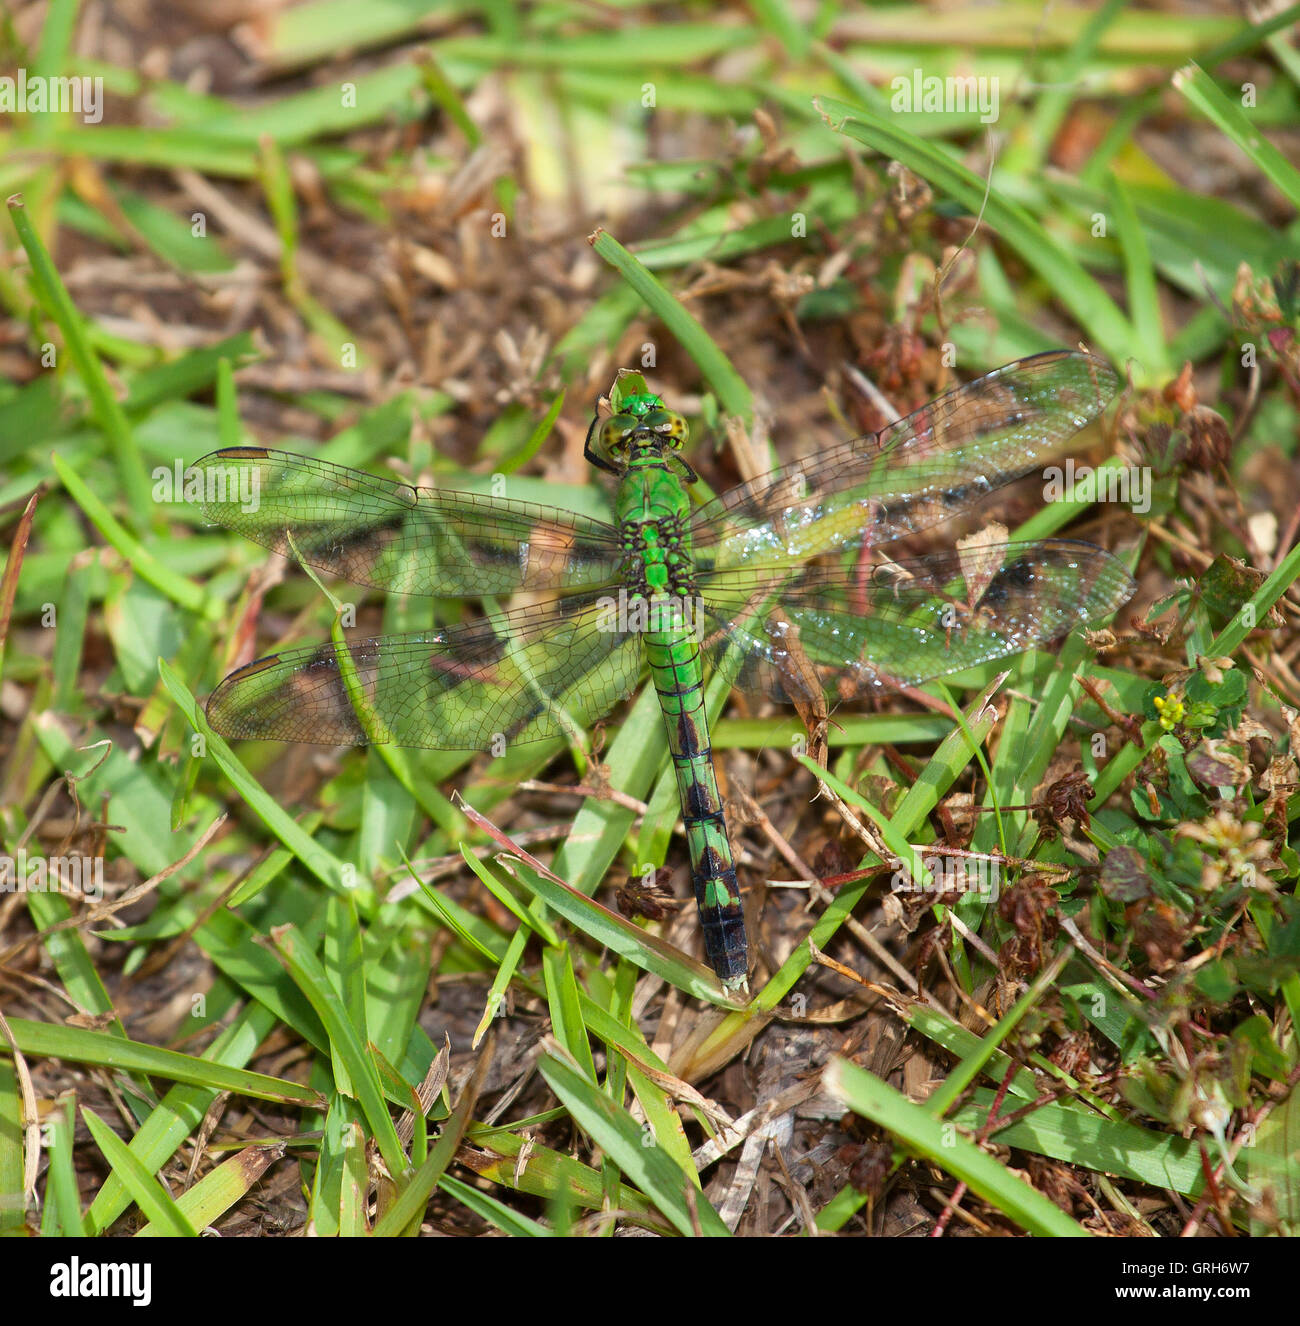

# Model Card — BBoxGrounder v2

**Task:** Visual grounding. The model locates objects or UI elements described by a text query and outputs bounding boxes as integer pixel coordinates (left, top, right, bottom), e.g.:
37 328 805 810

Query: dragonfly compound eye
644 408 688 449
597 413 639 460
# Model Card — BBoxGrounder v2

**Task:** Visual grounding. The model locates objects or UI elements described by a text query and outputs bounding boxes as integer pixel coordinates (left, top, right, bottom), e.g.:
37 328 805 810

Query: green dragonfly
194 350 1133 990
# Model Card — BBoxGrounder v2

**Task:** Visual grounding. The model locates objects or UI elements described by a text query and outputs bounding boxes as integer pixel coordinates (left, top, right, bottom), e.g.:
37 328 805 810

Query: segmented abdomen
644 621 748 985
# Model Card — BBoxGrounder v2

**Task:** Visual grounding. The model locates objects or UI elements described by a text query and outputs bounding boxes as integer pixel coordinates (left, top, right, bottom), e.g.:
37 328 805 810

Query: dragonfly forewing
690 351 1117 574
192 447 623 596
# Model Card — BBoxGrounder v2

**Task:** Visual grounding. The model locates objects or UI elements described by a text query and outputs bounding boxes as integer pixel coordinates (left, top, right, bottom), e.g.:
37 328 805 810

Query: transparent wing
206 592 644 752
695 541 1134 702
192 447 623 596
689 352 1117 573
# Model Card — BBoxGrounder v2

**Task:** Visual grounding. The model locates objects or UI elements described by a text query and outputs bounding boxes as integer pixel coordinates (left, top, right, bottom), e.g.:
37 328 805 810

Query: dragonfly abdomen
644 625 749 987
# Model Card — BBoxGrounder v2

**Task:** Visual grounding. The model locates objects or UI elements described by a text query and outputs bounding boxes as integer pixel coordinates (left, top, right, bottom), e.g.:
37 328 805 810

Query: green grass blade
1106 171 1172 378
950 1091 1203 1196
438 1173 553 1236
589 228 753 422
815 95 1136 362
40 1096 83 1235
541 946 597 1083
136 1144 285 1236
161 658 360 895
824 1058 1088 1236
82 1108 197 1237
8 198 154 520
268 925 407 1180
538 1053 730 1236
1174 62 1300 211
52 454 206 613
6 1017 323 1107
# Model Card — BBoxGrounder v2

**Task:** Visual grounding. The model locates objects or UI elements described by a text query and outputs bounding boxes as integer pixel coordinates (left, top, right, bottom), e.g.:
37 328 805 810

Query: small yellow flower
1153 694 1185 729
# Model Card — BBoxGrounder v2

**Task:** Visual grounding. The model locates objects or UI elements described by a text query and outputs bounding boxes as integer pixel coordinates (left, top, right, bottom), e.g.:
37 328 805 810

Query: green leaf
589 229 753 423
538 1054 730 1236
1173 62 1300 212
82 1108 196 1237
826 1058 1089 1235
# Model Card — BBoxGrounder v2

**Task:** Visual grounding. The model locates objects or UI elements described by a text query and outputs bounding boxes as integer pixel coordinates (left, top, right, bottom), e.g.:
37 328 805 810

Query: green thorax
616 449 695 601
590 397 697 600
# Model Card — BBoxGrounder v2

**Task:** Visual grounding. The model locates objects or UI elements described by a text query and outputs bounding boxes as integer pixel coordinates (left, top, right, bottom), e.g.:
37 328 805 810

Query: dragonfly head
587 392 689 474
